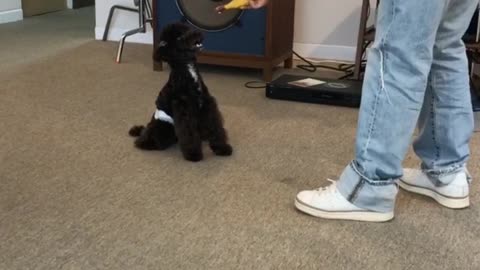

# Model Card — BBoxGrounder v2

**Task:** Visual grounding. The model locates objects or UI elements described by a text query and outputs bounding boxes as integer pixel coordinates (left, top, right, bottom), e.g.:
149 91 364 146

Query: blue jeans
337 0 478 212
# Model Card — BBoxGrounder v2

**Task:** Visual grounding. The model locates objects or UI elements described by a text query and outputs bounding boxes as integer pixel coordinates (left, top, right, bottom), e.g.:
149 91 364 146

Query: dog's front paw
211 144 233 156
183 150 204 162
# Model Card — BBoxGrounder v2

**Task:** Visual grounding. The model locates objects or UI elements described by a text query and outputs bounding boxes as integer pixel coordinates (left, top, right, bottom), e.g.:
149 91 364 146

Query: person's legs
413 0 477 181
296 0 453 221
400 0 478 208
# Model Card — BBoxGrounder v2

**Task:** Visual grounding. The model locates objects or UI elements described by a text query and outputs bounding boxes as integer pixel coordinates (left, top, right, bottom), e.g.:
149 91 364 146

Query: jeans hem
421 162 466 178
337 162 398 213
350 161 398 186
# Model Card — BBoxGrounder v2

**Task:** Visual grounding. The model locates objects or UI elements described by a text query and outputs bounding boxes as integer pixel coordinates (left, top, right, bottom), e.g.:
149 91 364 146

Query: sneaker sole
398 180 470 209
294 198 394 222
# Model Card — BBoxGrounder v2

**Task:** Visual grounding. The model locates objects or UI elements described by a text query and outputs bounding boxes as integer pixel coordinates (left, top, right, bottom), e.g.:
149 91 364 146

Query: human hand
248 0 269 9
216 0 269 14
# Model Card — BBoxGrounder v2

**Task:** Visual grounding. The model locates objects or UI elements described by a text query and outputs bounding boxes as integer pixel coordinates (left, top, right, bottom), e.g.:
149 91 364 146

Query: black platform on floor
471 79 480 111
473 94 480 112
266 74 363 108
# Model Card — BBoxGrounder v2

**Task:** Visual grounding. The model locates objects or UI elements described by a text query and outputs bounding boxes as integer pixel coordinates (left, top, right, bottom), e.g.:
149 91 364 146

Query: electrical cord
244 2 373 88
243 50 364 89
244 81 267 88
293 51 354 73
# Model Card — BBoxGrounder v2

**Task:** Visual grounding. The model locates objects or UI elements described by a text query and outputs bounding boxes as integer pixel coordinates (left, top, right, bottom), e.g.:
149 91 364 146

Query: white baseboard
95 26 153 44
0 9 23 24
293 42 356 62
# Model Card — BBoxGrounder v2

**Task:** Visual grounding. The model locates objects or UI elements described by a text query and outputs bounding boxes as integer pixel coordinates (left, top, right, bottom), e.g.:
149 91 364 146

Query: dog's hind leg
152 121 177 150
134 120 177 150
134 129 158 150
129 125 145 137
133 123 158 150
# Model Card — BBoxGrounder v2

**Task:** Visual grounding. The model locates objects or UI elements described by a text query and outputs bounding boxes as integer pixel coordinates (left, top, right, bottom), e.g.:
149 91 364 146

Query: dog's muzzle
195 42 204 51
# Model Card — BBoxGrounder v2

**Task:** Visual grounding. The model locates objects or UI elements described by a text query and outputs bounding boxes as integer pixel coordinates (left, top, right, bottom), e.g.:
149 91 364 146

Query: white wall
95 0 153 44
0 0 23 24
293 0 365 61
95 0 374 61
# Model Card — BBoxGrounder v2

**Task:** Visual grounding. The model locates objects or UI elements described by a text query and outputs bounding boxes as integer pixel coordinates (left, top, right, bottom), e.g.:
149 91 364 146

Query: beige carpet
1 10 480 270
1 40 479 270
0 6 94 73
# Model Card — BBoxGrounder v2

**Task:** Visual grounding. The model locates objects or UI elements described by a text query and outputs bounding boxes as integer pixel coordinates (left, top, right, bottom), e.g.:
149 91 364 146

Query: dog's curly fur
129 23 233 162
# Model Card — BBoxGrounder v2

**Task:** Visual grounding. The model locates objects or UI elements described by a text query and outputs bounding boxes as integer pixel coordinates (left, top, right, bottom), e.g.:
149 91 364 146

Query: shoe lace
316 178 338 195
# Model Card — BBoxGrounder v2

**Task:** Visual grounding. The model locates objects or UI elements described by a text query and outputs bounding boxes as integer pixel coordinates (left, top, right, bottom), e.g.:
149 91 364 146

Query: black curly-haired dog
129 23 233 162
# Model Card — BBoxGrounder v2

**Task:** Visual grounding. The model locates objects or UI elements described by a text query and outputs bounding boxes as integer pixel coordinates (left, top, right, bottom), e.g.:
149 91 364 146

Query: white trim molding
0 8 23 24
293 42 356 62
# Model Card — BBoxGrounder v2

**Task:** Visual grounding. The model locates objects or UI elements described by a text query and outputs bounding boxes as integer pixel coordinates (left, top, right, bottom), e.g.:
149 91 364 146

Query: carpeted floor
1 8 480 270
0 6 94 73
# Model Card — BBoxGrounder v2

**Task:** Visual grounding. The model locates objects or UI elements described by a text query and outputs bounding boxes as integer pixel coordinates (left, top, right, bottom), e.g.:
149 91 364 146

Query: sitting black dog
129 23 233 162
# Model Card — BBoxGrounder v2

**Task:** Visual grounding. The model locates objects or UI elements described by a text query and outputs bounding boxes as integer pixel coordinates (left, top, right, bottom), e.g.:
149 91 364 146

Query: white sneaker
294 180 394 222
399 169 470 209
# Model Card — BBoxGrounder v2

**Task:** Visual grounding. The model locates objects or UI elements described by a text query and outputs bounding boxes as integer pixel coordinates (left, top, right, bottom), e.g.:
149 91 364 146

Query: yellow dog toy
216 0 250 13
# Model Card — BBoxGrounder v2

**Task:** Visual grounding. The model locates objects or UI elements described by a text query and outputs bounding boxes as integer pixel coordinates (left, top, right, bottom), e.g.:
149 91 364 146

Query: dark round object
176 0 243 31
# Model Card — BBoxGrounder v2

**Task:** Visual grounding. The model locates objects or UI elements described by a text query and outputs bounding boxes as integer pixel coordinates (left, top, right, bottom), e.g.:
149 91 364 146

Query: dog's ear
159 40 168 47
153 25 172 61
153 40 167 61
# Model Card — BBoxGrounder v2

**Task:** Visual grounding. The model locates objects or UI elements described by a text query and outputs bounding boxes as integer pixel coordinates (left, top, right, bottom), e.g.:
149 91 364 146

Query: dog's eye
159 41 167 47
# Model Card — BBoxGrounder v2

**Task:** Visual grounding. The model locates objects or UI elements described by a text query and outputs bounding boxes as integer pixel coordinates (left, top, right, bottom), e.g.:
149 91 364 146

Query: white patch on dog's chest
188 64 198 82
154 109 174 124
188 64 202 92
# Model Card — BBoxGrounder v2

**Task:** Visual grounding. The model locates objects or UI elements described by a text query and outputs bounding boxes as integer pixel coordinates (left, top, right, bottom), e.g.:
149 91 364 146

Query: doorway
21 0 94 17
72 0 95 9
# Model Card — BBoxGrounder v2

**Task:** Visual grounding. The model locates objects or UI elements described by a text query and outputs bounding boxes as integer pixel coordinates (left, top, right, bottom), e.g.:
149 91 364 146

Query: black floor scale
266 74 363 108
472 91 480 112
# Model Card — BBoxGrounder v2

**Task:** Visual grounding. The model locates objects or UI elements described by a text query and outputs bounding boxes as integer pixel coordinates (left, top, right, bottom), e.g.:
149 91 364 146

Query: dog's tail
129 125 145 137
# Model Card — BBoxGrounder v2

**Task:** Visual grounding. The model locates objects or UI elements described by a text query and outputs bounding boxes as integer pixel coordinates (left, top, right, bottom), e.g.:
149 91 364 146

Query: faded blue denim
337 0 478 213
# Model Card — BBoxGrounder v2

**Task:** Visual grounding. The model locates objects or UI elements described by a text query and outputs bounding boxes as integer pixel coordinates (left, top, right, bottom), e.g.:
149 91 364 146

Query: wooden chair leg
263 66 273 82
284 56 293 69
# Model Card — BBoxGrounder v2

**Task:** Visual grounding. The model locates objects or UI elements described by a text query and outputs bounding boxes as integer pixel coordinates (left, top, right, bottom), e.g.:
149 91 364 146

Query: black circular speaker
175 0 243 31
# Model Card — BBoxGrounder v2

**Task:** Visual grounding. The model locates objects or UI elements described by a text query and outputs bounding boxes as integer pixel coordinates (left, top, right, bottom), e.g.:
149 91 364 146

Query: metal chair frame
102 0 153 63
